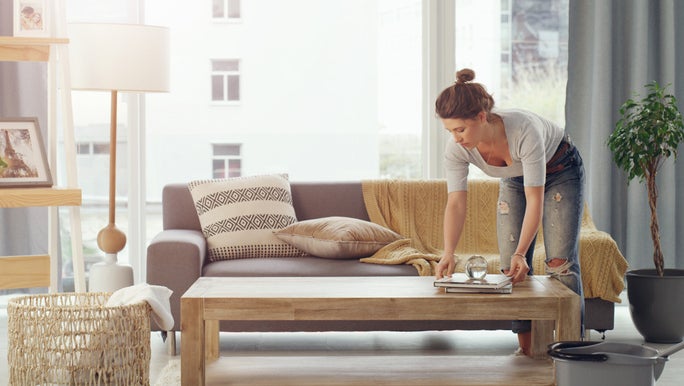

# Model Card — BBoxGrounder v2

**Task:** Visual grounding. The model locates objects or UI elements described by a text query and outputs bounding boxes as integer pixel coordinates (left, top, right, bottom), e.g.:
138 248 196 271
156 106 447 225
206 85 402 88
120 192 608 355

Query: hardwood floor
2 293 684 385
203 355 554 385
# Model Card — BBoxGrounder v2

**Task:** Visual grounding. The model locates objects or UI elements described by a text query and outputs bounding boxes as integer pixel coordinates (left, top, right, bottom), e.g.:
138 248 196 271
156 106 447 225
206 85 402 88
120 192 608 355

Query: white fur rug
153 359 180 386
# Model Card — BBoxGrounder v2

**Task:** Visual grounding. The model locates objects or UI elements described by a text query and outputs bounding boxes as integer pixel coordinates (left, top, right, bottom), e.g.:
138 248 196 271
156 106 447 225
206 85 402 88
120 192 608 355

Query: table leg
167 331 176 356
556 292 581 342
531 320 554 359
206 319 220 359
181 297 205 386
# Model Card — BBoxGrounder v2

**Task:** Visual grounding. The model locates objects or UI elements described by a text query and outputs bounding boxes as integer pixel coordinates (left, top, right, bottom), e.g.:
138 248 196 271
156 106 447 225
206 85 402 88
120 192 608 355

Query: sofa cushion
202 257 419 277
274 217 403 259
188 174 305 261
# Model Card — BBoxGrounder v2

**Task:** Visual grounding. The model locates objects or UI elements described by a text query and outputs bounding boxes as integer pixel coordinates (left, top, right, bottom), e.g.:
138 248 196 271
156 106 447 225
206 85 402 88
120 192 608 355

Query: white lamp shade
68 23 170 92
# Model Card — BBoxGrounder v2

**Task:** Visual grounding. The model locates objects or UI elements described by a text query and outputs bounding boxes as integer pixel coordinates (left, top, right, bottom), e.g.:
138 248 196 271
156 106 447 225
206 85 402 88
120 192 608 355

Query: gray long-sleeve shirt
445 108 564 192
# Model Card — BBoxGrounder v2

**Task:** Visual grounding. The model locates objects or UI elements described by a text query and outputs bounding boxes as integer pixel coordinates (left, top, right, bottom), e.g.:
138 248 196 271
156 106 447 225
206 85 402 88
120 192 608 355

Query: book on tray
434 273 513 293
444 283 513 294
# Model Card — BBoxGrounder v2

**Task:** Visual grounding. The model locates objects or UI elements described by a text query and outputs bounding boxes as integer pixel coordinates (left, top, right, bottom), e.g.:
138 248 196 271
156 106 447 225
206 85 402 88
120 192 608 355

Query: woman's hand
435 255 456 279
506 253 530 284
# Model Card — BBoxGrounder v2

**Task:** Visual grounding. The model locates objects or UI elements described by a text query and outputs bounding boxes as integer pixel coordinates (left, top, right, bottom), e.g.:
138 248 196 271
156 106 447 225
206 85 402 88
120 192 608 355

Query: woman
434 68 585 356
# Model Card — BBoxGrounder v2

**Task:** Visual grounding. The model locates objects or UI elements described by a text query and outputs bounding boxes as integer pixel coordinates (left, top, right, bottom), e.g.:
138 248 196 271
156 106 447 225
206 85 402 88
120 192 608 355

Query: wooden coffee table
181 276 580 385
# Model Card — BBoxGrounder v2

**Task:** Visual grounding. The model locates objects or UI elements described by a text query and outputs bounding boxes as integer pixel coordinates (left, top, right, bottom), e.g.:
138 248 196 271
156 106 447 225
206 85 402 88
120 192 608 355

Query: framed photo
13 0 50 37
0 118 52 188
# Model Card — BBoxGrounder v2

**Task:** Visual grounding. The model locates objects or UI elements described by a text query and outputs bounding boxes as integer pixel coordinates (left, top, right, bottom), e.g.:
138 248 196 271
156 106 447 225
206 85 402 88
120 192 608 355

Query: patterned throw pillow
188 174 305 261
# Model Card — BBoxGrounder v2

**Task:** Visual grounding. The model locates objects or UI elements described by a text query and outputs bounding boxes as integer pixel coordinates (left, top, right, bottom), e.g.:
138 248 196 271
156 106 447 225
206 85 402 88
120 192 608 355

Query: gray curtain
1 0 50 293
566 0 684 270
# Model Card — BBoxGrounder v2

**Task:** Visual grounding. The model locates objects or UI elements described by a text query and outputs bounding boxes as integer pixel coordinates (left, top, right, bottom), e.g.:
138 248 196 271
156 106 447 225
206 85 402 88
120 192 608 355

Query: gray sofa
146 181 616 336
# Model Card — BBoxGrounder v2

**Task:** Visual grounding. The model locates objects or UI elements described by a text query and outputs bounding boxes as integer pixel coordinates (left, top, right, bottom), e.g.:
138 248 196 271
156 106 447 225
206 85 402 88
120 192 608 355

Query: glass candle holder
465 255 488 280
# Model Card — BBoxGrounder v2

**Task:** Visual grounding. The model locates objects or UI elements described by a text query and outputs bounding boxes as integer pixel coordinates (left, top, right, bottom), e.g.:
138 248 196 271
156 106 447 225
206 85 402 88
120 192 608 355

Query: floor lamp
68 23 169 292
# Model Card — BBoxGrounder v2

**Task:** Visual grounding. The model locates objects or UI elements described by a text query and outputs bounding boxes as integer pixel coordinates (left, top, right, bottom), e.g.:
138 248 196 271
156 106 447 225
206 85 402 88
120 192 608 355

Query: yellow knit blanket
360 179 447 276
360 179 629 303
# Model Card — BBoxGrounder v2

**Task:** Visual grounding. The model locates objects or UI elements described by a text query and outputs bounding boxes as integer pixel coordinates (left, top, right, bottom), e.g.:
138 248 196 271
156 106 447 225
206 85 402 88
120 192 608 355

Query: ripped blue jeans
497 139 585 336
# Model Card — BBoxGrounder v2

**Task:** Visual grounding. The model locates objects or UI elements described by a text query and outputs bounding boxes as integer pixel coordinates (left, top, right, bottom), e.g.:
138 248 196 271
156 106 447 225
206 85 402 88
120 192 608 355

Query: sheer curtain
566 0 684 270
0 0 51 294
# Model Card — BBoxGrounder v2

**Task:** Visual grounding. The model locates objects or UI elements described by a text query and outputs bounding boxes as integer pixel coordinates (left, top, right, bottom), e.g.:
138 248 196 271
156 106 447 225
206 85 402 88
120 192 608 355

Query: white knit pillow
188 174 305 261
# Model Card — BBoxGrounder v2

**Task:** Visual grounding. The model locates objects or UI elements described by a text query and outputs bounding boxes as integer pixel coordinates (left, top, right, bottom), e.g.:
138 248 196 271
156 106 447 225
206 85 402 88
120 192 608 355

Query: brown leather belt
546 136 571 175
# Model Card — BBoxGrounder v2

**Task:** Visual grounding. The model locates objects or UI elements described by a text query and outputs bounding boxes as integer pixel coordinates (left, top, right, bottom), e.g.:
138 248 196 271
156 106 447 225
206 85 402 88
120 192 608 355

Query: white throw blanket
106 283 174 330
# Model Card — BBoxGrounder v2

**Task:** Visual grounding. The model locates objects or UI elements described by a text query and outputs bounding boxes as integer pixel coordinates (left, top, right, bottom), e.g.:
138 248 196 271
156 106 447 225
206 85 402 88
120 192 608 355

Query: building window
76 142 109 155
212 143 242 178
213 0 241 21
76 143 90 155
92 143 110 155
211 59 240 102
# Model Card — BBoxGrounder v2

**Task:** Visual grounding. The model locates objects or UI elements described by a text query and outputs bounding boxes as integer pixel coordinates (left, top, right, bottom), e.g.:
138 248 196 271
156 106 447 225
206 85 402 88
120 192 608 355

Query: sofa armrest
575 228 628 303
146 229 207 331
531 228 628 304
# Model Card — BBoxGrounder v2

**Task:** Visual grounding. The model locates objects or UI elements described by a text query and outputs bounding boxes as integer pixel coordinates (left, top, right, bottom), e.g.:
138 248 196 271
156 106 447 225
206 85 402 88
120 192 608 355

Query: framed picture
0 118 52 188
13 0 50 37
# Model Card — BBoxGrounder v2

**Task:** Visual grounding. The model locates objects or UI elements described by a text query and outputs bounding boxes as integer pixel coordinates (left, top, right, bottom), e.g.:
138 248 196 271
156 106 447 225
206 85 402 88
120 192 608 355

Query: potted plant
607 80 684 343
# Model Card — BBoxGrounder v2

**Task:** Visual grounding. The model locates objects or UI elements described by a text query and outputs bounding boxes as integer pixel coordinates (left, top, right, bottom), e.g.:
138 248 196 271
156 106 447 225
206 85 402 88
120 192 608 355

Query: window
213 0 241 21
454 0 569 179
75 142 110 155
76 143 90 155
211 59 240 102
55 0 568 296
498 0 568 126
93 143 110 155
212 143 242 178
378 0 422 179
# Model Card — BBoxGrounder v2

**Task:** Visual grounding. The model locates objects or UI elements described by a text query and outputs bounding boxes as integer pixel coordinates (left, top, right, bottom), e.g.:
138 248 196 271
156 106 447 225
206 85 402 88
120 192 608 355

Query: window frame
212 143 243 178
210 59 241 104
212 0 242 23
75 141 110 156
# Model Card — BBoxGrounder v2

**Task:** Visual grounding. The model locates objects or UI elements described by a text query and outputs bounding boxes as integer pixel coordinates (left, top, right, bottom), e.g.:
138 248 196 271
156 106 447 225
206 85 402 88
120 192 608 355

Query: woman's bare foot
517 331 532 356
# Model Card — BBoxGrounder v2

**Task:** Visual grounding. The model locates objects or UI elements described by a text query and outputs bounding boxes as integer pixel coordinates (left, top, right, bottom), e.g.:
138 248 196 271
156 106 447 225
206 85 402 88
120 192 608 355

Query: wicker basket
7 292 151 386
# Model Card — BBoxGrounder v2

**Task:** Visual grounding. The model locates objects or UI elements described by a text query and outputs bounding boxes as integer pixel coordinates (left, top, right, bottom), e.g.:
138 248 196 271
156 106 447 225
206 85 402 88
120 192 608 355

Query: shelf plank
0 43 49 61
0 37 69 45
0 36 69 62
0 254 50 290
0 187 81 208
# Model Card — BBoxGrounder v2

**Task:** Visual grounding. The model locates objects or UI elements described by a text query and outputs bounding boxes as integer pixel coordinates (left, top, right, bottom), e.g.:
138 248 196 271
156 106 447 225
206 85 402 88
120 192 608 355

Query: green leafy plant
607 81 684 276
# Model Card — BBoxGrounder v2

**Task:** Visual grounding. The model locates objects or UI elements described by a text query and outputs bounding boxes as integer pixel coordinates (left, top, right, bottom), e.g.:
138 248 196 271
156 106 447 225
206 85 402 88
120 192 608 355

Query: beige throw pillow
274 216 403 259
188 174 305 261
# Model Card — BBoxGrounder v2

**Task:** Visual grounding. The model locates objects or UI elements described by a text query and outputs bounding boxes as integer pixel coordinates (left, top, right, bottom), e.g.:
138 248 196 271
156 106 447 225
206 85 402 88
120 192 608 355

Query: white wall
144 0 379 202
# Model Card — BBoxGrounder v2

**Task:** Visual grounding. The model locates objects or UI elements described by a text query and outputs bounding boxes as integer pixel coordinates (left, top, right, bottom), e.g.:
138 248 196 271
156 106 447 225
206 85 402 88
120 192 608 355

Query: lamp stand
88 90 133 293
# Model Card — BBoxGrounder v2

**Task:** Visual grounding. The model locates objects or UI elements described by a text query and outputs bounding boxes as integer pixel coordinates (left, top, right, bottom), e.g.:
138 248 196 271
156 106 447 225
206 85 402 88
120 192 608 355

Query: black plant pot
626 269 684 343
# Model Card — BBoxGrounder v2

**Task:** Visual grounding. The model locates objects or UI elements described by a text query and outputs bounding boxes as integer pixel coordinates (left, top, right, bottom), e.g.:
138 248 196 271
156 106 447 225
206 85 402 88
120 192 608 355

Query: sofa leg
167 330 177 356
584 329 607 341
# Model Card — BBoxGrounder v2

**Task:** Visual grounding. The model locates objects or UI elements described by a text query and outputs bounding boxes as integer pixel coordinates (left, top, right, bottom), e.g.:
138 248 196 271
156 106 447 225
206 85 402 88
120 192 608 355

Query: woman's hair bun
455 68 475 84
